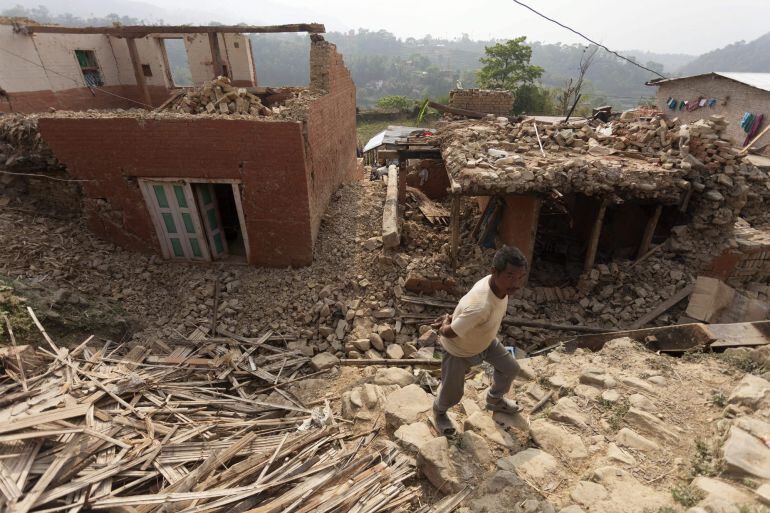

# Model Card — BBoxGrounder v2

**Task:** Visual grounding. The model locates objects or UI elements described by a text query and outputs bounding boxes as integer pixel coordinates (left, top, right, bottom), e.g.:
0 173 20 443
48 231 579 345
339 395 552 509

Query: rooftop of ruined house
34 97 319 123
434 118 692 204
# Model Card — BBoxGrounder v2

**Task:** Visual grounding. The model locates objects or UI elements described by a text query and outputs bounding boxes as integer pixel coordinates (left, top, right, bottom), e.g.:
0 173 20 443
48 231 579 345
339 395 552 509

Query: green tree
375 95 417 112
512 84 556 115
477 36 544 90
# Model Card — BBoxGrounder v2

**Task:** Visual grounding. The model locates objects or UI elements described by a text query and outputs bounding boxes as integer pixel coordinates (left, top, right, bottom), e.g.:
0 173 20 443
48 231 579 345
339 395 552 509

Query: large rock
497 448 562 486
461 430 493 466
727 374 770 409
464 411 515 448
373 367 415 387
383 383 434 427
341 383 398 420
395 421 434 452
628 394 656 412
530 419 588 461
721 426 770 479
385 343 405 359
690 476 756 505
309 352 339 371
579 368 616 388
570 481 608 507
616 428 659 452
584 466 672 512
606 443 636 465
549 397 589 429
417 436 461 494
619 376 656 395
624 407 677 442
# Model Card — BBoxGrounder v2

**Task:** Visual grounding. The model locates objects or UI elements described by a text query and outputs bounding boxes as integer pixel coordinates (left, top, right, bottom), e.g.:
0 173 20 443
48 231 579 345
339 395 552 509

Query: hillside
678 32 770 75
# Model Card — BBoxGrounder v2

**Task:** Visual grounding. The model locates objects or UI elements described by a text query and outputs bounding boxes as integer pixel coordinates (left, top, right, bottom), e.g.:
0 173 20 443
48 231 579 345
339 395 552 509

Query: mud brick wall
655 75 770 150
305 37 358 242
37 117 316 267
449 89 514 116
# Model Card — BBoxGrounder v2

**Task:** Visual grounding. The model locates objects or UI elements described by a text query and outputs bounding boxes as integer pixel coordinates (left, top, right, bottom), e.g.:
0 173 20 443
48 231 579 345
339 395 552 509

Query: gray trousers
434 339 520 413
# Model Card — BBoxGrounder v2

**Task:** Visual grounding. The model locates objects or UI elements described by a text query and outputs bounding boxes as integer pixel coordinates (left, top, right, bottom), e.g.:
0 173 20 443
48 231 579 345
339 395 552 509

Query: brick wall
655 75 770 150
37 117 315 266
305 37 358 242
1 85 171 113
449 89 514 116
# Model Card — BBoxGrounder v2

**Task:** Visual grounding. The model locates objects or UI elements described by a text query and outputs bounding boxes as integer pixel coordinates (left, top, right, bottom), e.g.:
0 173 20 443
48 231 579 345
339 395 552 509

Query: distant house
647 72 770 151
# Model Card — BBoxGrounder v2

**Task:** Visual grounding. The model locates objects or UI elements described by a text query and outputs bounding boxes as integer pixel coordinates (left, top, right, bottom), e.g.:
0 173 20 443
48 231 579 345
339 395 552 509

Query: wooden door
140 180 210 261
194 183 228 259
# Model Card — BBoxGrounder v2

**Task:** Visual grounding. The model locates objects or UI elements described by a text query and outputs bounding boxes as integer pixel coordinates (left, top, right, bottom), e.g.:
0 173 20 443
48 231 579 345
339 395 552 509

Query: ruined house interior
1 16 770 513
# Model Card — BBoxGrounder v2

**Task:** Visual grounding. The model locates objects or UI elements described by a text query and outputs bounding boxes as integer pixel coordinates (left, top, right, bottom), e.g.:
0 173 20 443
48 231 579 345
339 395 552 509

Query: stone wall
449 89 513 116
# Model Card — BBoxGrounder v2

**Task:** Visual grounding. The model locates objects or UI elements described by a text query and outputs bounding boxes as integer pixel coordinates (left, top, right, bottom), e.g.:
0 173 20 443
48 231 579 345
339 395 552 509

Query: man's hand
431 313 451 329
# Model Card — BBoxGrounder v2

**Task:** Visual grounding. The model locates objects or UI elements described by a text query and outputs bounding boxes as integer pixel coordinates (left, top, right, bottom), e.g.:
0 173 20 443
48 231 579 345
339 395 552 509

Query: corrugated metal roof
363 125 427 153
714 72 770 92
648 72 770 93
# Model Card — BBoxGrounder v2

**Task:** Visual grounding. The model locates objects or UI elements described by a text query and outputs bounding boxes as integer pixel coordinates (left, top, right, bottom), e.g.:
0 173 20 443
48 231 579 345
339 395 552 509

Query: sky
7 0 770 55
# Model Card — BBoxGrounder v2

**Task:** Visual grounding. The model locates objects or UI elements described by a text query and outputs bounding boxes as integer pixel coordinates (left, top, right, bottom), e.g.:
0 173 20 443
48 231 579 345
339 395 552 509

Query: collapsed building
0 20 356 266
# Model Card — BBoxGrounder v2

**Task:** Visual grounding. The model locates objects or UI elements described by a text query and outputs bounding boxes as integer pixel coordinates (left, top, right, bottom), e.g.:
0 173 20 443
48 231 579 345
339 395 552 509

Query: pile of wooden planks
0 311 446 512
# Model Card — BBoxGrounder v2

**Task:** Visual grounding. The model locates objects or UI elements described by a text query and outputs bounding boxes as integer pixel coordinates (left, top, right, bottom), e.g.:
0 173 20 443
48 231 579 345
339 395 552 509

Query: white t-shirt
439 275 508 357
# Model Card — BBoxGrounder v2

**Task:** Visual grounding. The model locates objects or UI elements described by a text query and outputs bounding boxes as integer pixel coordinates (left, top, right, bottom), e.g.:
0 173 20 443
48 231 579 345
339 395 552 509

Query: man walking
432 245 528 435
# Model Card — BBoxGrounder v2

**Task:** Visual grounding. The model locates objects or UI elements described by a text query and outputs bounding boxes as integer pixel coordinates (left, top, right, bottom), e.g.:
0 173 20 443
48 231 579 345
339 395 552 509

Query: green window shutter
189 238 202 257
213 233 224 254
182 213 195 234
153 185 169 208
170 238 184 257
206 209 217 230
174 185 188 208
162 213 177 233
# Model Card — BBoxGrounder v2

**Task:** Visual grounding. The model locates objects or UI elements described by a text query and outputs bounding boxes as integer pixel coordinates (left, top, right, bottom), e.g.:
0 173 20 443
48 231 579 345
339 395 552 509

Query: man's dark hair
492 245 528 272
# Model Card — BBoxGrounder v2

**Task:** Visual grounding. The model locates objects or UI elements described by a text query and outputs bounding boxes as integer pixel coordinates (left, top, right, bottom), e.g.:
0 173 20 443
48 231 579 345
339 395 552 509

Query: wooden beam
340 359 440 366
636 204 662 259
208 33 227 79
450 194 460 270
382 165 400 249
21 23 326 36
583 199 608 272
126 37 153 108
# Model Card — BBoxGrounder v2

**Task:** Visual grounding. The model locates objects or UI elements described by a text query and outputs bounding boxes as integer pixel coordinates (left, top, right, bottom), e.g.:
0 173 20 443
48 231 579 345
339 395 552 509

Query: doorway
140 179 248 263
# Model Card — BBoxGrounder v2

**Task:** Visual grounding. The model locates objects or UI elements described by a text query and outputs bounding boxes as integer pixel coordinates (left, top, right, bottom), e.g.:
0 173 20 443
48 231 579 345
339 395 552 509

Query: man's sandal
433 407 456 436
485 396 521 414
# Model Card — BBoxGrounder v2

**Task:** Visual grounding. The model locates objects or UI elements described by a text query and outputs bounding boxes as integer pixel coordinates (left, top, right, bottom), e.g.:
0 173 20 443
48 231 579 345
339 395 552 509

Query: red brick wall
305 39 358 242
37 117 315 266
1 85 171 113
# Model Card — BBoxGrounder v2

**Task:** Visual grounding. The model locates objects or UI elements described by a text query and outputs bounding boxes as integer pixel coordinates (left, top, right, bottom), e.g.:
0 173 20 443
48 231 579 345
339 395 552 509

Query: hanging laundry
698 98 707 107
741 112 757 133
678 100 686 110
667 98 678 110
707 99 717 107
744 114 764 146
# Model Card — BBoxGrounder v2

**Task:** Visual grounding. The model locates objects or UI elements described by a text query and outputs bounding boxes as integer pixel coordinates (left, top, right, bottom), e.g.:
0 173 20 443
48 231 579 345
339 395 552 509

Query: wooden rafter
18 23 325 36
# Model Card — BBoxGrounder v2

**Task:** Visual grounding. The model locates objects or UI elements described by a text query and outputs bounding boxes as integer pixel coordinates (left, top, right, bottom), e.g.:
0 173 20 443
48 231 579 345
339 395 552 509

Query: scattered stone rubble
338 338 770 513
435 115 770 238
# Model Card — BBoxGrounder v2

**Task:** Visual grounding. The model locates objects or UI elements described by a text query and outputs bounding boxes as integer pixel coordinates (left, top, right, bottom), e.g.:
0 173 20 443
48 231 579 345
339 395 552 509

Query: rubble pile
0 113 61 172
337 338 770 512
0 321 436 513
436 116 770 235
161 76 318 119
165 75 269 115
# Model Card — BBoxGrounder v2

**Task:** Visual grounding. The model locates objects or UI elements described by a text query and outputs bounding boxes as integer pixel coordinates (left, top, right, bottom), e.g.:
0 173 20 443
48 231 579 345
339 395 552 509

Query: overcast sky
9 0 770 55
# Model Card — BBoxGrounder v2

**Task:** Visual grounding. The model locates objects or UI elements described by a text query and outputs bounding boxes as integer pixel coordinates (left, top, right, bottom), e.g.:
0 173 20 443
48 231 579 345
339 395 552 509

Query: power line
0 46 154 109
509 0 668 80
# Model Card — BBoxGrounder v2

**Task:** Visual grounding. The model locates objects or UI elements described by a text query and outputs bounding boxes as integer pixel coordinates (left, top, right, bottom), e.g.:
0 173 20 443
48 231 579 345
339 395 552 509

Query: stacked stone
168 76 270 115
449 89 514 116
435 115 770 226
